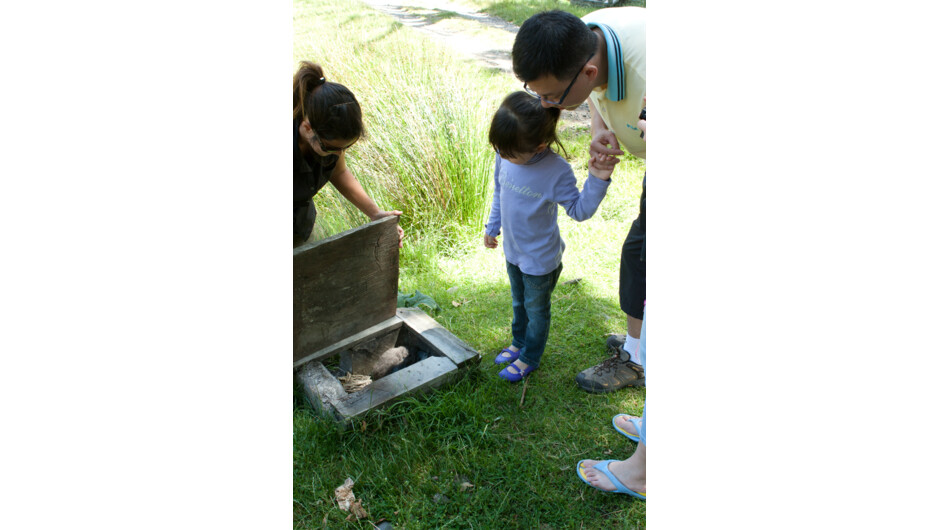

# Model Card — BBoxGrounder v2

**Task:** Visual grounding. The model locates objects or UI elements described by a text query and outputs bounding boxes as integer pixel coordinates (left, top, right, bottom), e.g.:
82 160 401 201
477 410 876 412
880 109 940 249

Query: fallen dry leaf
345 499 369 521
460 481 474 492
334 478 355 511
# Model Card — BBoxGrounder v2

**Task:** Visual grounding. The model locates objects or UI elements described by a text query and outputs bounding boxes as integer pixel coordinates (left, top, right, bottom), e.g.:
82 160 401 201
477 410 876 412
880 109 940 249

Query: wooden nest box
294 216 479 424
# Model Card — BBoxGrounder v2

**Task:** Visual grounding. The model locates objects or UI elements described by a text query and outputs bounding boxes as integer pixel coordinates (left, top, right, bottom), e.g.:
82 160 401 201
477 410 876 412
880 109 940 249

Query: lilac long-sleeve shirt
484 150 610 276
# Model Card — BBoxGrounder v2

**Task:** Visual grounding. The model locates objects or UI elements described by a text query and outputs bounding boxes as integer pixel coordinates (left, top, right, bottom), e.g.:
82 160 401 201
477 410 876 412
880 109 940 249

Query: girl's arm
329 153 384 218
329 153 404 245
483 156 503 239
555 164 611 222
588 155 614 181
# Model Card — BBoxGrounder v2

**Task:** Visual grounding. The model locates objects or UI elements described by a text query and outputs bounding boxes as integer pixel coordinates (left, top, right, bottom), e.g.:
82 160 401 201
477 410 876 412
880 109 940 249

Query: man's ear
584 64 599 83
535 142 548 152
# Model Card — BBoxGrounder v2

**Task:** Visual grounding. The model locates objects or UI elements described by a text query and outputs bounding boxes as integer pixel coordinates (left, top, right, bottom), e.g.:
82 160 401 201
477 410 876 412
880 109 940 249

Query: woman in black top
293 61 403 247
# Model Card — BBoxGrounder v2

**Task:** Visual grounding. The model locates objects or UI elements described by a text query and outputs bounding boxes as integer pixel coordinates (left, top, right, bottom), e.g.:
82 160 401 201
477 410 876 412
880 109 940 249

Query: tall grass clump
295 0 516 244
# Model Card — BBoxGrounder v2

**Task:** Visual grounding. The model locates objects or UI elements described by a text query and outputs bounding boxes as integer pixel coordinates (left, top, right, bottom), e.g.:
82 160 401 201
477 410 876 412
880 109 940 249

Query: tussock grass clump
296 0 515 244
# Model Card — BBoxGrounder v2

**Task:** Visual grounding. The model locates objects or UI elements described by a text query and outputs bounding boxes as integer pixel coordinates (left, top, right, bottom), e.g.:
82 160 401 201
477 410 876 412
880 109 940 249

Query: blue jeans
506 261 562 369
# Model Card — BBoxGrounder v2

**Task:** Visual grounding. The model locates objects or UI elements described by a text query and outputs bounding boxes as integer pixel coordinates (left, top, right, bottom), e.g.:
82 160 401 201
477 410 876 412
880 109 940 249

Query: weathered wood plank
293 316 401 369
332 356 458 421
293 216 400 362
294 362 343 420
396 307 480 368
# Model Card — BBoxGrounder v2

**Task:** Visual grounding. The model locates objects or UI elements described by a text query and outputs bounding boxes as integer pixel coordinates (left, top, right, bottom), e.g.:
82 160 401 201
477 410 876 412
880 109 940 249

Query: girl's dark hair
292 61 364 141
489 91 567 159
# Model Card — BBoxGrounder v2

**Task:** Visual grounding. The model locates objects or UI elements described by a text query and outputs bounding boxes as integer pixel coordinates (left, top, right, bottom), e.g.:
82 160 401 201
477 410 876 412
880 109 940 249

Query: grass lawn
295 1 646 528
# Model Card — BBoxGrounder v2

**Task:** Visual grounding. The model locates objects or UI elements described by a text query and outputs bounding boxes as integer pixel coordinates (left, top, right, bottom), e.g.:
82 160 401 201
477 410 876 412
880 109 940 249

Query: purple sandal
494 347 520 365
498 362 536 382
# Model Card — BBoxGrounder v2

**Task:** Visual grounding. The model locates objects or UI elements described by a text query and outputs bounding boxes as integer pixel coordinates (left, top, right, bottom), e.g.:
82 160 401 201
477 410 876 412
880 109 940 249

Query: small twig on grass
520 377 529 407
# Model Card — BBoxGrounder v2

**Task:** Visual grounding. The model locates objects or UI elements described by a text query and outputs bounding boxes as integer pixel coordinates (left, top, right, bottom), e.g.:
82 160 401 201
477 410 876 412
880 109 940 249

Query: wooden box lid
293 216 400 362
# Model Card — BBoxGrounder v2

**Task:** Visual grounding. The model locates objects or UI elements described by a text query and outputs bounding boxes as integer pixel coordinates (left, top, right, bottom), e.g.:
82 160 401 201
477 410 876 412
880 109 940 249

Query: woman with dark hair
293 61 403 247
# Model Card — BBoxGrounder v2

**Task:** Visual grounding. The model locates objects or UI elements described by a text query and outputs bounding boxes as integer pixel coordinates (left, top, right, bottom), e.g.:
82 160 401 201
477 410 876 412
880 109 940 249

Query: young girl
293 61 403 248
484 91 614 382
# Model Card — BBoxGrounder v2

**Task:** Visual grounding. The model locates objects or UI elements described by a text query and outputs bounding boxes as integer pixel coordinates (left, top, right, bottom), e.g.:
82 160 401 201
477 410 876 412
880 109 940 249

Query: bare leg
627 315 642 339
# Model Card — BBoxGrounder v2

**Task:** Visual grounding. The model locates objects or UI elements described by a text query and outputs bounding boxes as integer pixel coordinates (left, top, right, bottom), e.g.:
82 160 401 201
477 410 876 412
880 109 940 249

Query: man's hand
483 234 499 249
589 130 623 172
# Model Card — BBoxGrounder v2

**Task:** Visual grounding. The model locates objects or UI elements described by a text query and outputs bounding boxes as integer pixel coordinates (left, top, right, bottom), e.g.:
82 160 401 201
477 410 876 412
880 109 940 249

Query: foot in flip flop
494 346 521 365
577 459 646 500
612 414 642 442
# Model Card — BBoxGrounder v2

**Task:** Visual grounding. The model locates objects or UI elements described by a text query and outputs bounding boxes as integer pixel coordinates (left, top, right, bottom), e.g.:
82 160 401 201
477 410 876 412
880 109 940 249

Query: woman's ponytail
292 61 363 142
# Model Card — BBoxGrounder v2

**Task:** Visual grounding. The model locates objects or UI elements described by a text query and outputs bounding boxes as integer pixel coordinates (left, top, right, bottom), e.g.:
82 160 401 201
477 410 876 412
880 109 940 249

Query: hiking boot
606 334 627 355
576 335 645 393
605 334 644 376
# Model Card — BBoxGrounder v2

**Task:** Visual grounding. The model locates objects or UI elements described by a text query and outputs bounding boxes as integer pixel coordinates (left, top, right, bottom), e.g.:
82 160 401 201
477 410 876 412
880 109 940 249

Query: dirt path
358 0 592 129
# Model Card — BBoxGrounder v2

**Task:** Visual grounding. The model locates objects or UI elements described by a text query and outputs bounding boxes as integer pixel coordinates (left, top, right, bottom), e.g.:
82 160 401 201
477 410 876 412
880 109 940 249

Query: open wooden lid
293 216 400 363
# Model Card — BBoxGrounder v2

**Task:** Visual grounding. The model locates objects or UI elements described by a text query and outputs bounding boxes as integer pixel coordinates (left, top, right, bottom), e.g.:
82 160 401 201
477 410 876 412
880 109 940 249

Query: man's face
523 56 594 110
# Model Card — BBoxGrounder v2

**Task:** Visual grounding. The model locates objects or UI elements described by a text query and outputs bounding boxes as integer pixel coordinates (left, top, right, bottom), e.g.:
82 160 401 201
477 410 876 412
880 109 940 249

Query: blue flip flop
497 362 535 382
577 460 646 501
612 414 642 442
494 347 520 365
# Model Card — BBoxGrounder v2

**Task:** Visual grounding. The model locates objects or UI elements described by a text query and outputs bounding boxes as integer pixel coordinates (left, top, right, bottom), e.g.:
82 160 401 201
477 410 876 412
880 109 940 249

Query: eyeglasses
523 53 594 106
313 133 355 154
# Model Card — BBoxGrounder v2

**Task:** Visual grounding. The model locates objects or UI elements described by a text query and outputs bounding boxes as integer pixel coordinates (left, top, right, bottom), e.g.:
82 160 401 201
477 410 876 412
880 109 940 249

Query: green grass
295 0 646 528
